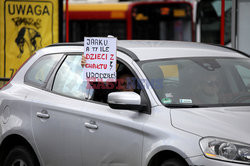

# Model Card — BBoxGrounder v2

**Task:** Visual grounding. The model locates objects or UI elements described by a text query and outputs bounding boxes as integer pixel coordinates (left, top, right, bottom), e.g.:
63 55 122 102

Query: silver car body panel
171 107 250 144
1 41 250 166
117 40 246 60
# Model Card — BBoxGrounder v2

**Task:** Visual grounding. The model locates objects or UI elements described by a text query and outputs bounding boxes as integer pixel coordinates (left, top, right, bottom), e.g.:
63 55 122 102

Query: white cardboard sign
83 37 117 82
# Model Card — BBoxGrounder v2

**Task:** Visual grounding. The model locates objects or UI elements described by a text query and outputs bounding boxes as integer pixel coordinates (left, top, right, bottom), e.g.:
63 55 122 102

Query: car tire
161 158 187 166
3 146 37 166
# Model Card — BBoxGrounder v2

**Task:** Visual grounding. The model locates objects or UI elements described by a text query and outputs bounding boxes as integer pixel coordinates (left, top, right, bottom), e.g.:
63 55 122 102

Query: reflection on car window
235 65 250 91
53 55 90 100
25 54 61 87
142 57 250 106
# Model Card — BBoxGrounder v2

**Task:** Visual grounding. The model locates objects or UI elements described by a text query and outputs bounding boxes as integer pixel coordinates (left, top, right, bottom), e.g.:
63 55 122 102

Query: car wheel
3 146 37 166
161 158 187 166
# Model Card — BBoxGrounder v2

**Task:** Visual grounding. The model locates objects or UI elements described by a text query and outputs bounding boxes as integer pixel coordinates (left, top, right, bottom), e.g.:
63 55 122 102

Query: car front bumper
187 155 248 166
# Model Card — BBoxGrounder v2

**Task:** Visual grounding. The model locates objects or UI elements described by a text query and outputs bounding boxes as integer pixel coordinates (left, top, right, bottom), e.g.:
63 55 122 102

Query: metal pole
66 0 69 42
220 0 225 45
231 0 237 49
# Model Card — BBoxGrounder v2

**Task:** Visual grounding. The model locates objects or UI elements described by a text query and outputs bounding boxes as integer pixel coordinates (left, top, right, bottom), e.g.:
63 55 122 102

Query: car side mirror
108 92 147 112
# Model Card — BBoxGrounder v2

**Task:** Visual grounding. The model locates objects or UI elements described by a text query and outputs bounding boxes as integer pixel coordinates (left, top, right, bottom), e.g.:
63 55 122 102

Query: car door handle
84 121 98 130
36 110 50 119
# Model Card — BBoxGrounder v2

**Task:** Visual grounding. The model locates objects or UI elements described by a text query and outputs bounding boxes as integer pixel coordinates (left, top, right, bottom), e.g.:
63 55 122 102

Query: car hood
170 106 250 144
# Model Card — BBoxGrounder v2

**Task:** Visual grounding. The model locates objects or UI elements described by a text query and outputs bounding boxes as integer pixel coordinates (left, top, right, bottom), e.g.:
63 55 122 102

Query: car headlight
200 137 250 164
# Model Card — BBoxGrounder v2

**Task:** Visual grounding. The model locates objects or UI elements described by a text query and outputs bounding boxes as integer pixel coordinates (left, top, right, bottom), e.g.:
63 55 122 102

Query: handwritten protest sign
83 37 117 82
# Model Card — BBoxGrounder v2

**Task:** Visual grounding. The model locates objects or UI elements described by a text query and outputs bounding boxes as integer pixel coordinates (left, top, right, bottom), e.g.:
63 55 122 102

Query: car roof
46 40 248 61
118 40 248 60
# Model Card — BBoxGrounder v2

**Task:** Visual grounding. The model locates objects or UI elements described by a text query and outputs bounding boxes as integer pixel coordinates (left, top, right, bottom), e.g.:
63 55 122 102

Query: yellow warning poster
0 0 59 78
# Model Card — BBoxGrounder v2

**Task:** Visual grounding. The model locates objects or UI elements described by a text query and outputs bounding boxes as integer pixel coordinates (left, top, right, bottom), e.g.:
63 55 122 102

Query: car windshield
141 57 250 107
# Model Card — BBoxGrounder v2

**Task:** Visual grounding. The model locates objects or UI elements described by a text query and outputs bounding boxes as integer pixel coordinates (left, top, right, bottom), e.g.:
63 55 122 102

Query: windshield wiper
163 104 200 108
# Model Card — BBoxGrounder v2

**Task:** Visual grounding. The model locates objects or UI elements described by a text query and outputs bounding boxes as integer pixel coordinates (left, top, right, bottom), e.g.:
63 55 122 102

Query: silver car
1 41 250 166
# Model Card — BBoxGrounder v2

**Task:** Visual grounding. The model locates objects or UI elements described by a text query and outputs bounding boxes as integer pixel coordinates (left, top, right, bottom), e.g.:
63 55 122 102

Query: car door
29 54 89 166
81 60 146 166
81 102 145 166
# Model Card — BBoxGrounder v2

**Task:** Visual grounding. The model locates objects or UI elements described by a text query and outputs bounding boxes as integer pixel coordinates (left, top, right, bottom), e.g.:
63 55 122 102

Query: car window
52 56 146 105
142 60 182 103
52 55 90 100
88 60 141 103
235 65 250 91
25 54 61 87
141 57 250 106
198 0 232 44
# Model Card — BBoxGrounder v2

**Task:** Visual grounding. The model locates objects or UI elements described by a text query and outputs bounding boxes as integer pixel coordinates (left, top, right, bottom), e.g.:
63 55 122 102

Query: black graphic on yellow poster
0 0 59 78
